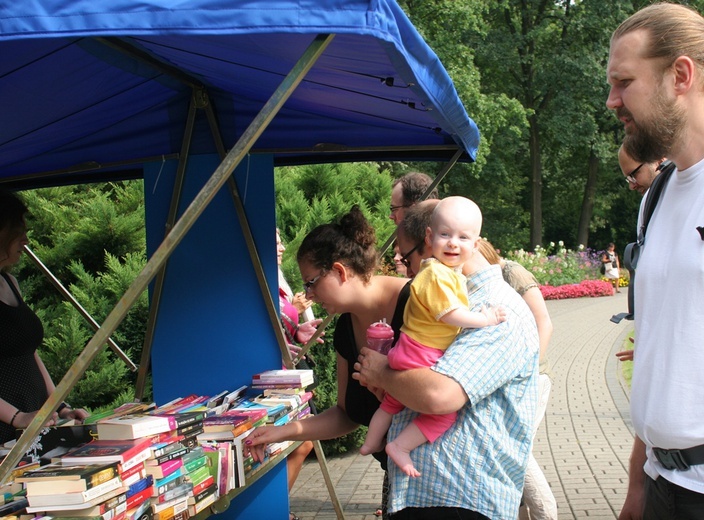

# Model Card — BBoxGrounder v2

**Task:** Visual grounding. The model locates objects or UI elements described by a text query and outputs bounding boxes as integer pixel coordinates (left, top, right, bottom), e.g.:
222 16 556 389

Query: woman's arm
521 287 553 362
353 348 468 415
35 353 89 422
245 354 359 462
36 352 56 395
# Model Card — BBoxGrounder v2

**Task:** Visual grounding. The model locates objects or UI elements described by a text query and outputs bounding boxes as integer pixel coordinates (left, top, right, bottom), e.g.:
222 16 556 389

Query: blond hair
613 3 704 84
477 239 501 265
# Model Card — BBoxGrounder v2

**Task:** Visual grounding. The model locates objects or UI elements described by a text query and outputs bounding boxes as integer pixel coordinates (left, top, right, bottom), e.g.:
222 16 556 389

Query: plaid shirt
388 265 539 519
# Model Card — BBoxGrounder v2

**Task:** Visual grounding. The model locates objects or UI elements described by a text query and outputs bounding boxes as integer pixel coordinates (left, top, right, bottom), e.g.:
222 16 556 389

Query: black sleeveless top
0 272 46 443
334 279 411 467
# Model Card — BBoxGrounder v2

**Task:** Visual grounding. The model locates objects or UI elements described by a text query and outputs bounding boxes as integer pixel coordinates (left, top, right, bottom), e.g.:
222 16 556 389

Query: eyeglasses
303 270 327 293
390 204 409 213
624 163 644 185
399 243 422 268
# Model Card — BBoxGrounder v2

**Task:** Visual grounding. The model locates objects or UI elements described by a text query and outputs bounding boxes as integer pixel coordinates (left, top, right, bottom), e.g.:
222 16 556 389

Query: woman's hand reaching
295 318 324 345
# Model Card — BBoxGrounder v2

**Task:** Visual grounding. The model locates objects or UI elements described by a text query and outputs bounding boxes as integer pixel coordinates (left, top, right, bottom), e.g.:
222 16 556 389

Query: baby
360 196 506 477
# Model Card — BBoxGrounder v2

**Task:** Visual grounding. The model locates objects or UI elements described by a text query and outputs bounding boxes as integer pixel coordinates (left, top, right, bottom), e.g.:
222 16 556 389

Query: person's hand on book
244 425 286 463
58 405 89 424
295 318 324 345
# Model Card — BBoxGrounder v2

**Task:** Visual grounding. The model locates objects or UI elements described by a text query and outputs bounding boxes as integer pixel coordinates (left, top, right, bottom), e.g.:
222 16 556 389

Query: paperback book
60 438 153 472
16 461 119 494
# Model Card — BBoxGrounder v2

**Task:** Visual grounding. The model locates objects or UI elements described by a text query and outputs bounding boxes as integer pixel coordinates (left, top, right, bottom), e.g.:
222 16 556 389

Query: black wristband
57 402 70 414
9 409 20 428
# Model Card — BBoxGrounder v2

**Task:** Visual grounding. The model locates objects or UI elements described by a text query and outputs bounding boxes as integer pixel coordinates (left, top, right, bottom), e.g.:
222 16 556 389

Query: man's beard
621 87 685 163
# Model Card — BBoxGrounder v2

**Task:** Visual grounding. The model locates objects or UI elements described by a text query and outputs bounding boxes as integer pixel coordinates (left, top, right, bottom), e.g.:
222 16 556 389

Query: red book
191 475 214 496
126 485 153 511
61 438 153 472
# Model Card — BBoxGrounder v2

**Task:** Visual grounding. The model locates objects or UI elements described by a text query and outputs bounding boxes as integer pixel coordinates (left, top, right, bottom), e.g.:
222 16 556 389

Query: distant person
618 145 663 195
389 172 438 224
607 3 704 517
392 240 408 278
478 239 557 520
601 243 621 293
275 229 320 520
360 197 506 477
615 146 663 363
1 190 88 445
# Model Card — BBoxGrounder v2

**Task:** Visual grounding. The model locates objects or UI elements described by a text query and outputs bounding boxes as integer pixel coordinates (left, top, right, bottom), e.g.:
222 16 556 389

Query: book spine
175 422 203 437
190 475 214 496
183 455 206 474
147 458 183 479
86 465 121 489
152 499 188 520
153 468 185 492
82 477 124 502
151 438 185 458
191 483 216 504
153 475 186 497
102 491 129 512
171 413 205 429
149 446 189 466
187 492 216 516
153 482 192 504
126 486 152 511
126 476 153 498
120 449 152 472
184 465 209 486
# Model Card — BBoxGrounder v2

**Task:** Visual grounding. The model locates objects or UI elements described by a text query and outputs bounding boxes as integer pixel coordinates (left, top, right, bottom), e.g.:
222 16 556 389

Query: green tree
17 182 148 410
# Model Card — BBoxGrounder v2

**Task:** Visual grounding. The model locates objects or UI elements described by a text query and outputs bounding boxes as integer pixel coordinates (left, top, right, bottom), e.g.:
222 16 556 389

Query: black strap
653 444 704 471
611 160 676 323
0 272 23 302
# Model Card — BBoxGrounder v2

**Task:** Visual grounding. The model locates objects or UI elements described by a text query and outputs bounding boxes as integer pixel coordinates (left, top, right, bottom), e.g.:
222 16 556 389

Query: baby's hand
483 304 507 326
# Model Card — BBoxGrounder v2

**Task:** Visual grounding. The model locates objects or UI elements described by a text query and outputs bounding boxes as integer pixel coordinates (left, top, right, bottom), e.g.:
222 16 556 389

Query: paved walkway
289 292 635 519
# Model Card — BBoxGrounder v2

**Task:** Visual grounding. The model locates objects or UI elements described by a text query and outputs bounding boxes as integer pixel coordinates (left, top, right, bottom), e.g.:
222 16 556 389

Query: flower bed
539 279 614 300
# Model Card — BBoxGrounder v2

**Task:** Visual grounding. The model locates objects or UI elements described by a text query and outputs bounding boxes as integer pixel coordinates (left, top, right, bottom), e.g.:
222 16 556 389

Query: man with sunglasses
618 144 664 196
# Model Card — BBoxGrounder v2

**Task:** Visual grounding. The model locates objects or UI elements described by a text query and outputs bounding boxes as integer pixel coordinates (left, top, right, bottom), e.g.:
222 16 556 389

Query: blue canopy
0 0 479 189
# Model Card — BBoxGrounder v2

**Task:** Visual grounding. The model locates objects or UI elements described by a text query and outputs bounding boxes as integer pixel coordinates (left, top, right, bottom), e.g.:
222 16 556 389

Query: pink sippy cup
366 319 395 354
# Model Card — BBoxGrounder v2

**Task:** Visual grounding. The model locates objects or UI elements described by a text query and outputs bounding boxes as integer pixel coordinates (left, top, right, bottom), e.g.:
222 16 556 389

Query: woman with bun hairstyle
246 206 410 518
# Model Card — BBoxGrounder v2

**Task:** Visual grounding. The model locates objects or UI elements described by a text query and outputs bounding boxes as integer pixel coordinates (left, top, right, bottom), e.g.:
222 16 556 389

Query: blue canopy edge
0 0 480 188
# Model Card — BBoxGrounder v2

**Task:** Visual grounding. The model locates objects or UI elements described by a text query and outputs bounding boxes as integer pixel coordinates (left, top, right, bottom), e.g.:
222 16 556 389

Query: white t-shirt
631 157 704 492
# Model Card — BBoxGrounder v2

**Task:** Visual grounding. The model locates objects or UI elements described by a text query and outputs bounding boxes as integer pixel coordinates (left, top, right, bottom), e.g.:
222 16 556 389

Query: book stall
0 1 480 519
1 371 316 520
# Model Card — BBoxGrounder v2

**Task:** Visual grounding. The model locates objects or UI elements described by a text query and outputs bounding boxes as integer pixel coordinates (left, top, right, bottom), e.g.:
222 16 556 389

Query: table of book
2 369 337 520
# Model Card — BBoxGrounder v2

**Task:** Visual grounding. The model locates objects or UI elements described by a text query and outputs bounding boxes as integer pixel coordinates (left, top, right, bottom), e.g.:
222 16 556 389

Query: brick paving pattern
289 293 634 519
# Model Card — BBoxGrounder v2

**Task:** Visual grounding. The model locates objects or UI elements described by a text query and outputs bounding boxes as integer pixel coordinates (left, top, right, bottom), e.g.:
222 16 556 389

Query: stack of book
250 369 315 391
182 447 217 517
16 461 127 516
0 479 28 517
197 411 253 442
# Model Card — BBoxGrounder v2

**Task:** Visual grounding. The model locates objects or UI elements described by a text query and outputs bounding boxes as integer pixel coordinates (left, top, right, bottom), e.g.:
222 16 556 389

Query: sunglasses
303 270 327 293
399 243 422 268
624 163 644 185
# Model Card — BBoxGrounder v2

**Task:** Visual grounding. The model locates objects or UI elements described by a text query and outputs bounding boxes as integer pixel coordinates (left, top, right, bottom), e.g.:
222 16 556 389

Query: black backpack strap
611 160 676 323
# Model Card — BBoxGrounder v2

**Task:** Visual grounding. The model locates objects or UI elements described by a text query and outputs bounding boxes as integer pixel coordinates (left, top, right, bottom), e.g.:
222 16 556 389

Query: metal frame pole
22 245 136 371
0 32 334 484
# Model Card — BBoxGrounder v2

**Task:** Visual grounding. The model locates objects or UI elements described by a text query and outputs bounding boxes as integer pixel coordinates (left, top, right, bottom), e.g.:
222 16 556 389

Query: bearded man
607 3 704 519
